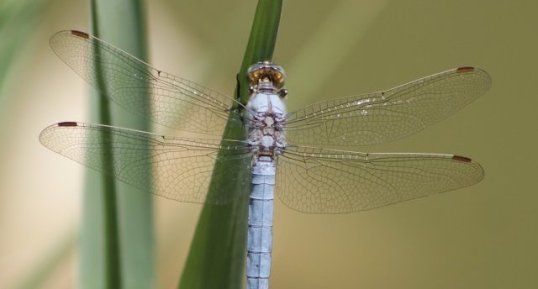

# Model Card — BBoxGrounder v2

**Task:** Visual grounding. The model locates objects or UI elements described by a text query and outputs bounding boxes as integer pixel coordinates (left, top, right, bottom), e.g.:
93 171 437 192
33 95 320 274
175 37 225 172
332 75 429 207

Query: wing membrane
50 30 241 135
276 146 483 213
285 67 491 146
39 122 252 204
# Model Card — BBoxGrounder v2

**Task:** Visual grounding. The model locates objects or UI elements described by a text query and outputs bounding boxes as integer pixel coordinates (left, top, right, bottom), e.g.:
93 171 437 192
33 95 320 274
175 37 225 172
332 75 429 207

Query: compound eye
247 62 286 88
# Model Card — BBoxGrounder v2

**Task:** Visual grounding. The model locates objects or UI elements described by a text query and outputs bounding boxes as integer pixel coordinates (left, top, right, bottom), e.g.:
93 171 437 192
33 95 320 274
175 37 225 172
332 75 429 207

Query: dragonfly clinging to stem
39 30 491 289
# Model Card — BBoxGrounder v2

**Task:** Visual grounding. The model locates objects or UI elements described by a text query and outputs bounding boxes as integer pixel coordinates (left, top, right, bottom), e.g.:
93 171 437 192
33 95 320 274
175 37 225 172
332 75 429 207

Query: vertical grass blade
178 1 283 289
81 1 154 289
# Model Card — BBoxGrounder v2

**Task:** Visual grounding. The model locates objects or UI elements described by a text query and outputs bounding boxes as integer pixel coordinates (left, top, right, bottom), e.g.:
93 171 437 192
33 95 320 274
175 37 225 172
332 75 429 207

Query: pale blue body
245 89 286 289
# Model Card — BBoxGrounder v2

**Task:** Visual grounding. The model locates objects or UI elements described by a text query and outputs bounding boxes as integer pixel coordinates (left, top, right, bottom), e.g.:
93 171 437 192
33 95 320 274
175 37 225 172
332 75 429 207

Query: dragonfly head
248 61 287 97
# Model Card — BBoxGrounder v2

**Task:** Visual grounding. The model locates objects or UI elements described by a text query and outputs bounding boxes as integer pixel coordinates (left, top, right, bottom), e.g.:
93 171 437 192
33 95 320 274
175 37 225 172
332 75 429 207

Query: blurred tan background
1 0 537 288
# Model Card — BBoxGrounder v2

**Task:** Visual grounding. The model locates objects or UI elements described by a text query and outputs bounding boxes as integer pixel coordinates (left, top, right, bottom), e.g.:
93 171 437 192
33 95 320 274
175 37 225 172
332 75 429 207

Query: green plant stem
82 1 153 289
90 5 122 288
178 1 283 289
237 0 283 104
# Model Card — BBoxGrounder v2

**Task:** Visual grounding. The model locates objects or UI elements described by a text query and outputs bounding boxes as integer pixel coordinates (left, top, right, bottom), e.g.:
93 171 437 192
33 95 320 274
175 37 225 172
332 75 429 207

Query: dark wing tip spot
58 121 79 127
456 66 475 73
452 155 472 162
70 30 90 39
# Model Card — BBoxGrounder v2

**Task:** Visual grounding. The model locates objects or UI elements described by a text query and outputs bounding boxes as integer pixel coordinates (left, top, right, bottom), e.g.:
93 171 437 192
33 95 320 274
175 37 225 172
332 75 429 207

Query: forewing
50 30 241 135
285 67 491 146
39 122 252 204
276 146 484 213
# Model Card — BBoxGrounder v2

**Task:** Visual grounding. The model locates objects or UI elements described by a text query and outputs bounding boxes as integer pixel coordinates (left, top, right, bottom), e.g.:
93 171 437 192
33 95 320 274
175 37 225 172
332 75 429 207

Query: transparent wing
50 30 242 135
285 67 491 146
39 122 252 204
276 146 483 213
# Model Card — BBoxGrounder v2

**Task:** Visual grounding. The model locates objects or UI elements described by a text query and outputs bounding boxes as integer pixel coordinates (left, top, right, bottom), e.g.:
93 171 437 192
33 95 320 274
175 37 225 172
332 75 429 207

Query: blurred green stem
0 0 48 120
90 3 122 288
82 1 154 289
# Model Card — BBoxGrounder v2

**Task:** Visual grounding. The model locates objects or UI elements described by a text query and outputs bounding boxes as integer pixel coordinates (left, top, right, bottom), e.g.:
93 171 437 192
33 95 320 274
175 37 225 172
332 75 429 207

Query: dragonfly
39 30 491 289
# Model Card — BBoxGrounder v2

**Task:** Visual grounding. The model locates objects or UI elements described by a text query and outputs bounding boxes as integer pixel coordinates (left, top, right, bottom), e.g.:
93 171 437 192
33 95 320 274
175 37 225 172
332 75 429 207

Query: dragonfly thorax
246 62 288 158
246 93 287 158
